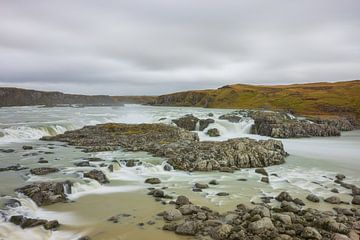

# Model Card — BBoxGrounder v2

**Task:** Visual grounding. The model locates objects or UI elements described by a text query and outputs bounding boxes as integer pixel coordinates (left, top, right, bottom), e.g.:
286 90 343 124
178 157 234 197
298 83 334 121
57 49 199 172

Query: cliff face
0 88 119 107
152 80 360 121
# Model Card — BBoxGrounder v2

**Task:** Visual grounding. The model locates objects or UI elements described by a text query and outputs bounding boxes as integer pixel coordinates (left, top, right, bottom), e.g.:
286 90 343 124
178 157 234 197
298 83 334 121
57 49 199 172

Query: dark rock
255 168 268 176
209 180 219 185
306 194 320 203
125 159 140 167
325 196 341 204
163 209 182 221
16 181 72 206
175 221 198 235
199 118 215 131
336 174 346 181
261 177 269 183
207 128 220 137
216 192 229 196
237 178 247 181
74 161 90 167
38 159 49 163
276 192 293 202
194 183 209 189
84 170 109 184
9 215 59 230
176 196 190 206
219 114 242 123
293 198 305 206
0 164 28 172
219 167 234 173
22 145 33 150
352 196 360 205
5 199 21 208
30 167 59 175
172 115 199 131
145 178 161 184
331 188 339 193
163 163 172 171
0 149 15 153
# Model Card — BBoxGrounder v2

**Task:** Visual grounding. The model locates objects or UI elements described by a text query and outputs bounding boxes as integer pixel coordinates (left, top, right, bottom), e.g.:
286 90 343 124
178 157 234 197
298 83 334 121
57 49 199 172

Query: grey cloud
0 0 359 95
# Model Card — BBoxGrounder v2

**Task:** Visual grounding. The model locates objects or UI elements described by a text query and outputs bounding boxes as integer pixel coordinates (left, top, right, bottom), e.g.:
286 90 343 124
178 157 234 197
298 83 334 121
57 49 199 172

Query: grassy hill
153 80 360 121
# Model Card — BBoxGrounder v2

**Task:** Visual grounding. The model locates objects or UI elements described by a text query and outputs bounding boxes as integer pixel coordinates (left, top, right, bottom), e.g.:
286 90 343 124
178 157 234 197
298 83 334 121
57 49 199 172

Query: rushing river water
0 105 359 240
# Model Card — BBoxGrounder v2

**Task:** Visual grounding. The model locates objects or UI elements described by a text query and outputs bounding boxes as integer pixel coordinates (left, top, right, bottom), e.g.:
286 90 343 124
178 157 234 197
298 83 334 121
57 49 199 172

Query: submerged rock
30 167 59 175
43 123 288 172
16 181 72 206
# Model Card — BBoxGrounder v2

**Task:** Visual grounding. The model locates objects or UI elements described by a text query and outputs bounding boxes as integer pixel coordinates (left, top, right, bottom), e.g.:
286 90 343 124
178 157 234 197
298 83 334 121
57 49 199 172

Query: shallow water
0 105 359 239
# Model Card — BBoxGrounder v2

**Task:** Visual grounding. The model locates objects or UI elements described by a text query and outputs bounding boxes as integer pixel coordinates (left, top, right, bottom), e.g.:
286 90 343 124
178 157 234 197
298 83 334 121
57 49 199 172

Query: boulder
84 170 109 184
176 195 190 206
30 167 59 175
207 128 220 137
255 168 268 176
325 196 341 204
172 115 199 131
352 196 360 205
163 209 182 221
302 227 322 239
307 194 320 203
248 217 275 233
210 224 233 240
219 114 242 123
276 192 293 202
194 183 209 189
336 174 346 181
199 119 215 131
22 145 33 150
175 221 198 236
145 178 161 184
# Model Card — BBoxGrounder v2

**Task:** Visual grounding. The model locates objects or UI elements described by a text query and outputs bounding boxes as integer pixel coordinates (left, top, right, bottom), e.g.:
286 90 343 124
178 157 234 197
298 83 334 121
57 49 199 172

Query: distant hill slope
0 87 119 107
153 80 360 120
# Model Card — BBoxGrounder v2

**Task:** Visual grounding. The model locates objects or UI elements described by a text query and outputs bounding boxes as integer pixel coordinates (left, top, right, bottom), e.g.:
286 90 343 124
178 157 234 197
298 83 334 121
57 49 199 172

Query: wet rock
207 128 220 137
145 178 161 184
294 198 305 206
272 213 292 225
302 226 322 239
0 164 28 172
163 163 172 171
281 201 301 213
352 196 360 205
108 161 121 172
176 195 190 206
179 204 199 215
125 159 140 167
307 194 320 203
22 145 33 150
38 159 49 163
0 149 15 153
175 221 198 236
74 161 90 167
172 114 199 131
216 192 229 196
210 224 233 240
219 167 234 173
163 222 178 231
261 177 269 183
255 168 268 176
5 199 21 208
194 183 209 189
84 170 109 184
209 180 219 185
248 217 275 233
336 174 346 181
163 209 182 221
199 118 215 131
237 178 247 181
325 196 341 204
219 114 242 123
331 188 340 193
78 236 91 240
276 192 293 202
16 181 72 206
30 167 59 175
9 215 59 230
152 189 165 198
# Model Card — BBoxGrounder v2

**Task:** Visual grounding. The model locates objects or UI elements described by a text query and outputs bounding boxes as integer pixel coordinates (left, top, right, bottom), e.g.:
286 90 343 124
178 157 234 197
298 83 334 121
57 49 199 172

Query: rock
9 215 59 230
248 217 275 233
145 178 161 184
276 192 293 202
74 161 90 167
194 183 209 189
22 145 33 150
219 114 242 123
151 189 165 198
209 180 219 185
219 167 234 173
332 234 351 240
210 224 233 240
352 196 360 205
255 168 268 176
43 123 287 172
16 181 72 206
199 118 215 131
163 163 172 171
302 227 322 239
336 174 346 181
293 198 305 206
331 188 340 193
280 201 301 213
5 199 21 208
208 113 214 117
172 115 199 131
0 149 15 153
237 178 247 181
108 161 121 172
250 110 341 138
38 159 49 163
84 170 109 184
0 164 28 172
163 209 182 221
307 194 320 203
179 204 199 215
125 159 139 167
272 213 292 225
216 192 229 196
163 222 178 231
78 236 91 240
325 196 341 204
207 128 220 137
251 206 270 218
176 195 190 206
175 221 198 236
30 167 59 175
261 177 269 183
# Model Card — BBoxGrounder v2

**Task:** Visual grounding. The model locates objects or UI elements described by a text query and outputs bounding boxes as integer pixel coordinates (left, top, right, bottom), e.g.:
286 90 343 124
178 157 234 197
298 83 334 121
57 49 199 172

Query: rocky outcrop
42 123 288 171
0 87 121 107
16 181 72 206
160 196 360 240
250 111 341 138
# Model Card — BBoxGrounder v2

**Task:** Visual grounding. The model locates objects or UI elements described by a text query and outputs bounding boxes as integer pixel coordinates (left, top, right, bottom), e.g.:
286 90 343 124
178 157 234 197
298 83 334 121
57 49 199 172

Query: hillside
0 87 120 107
152 80 360 121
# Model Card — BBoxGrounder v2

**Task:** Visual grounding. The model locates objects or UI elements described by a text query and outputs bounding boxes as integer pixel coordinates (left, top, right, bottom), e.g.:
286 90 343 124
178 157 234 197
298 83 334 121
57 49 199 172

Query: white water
0 105 359 240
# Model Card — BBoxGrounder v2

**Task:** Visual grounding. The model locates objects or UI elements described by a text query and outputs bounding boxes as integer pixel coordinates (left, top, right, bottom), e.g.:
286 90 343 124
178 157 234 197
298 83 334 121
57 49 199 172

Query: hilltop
152 80 360 121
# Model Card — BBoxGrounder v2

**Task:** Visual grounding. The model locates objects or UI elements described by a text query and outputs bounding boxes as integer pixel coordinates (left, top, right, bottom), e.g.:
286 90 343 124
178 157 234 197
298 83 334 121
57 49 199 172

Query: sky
0 0 359 95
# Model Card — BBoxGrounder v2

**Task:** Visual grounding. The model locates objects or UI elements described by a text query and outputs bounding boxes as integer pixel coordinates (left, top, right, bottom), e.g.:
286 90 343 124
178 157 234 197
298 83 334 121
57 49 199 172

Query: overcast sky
0 0 359 95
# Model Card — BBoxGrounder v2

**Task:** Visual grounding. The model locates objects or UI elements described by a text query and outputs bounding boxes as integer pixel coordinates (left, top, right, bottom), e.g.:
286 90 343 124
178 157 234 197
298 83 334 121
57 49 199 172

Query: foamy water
0 105 359 240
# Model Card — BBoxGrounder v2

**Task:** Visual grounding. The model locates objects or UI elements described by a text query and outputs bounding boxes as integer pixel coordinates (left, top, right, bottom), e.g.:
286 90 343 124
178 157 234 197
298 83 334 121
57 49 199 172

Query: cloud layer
0 0 359 95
